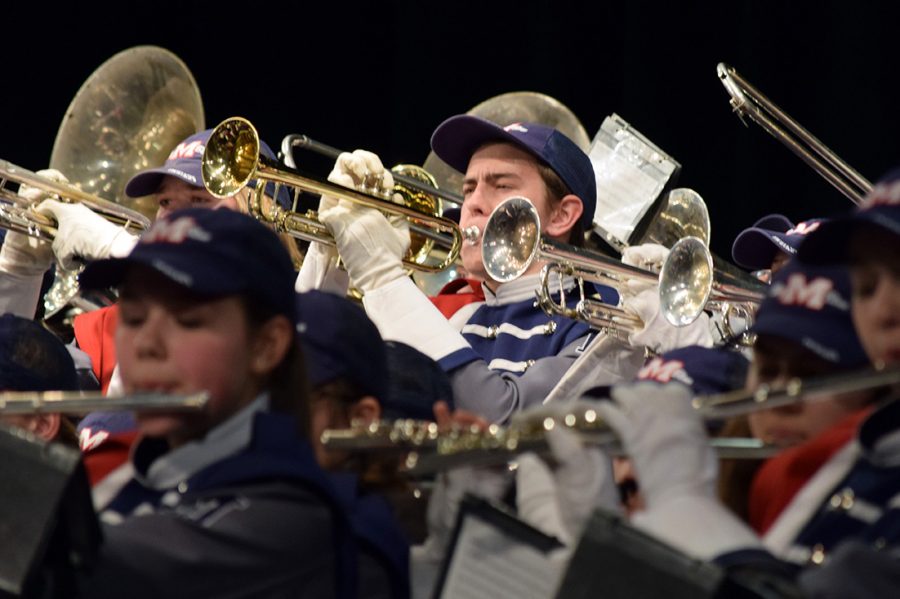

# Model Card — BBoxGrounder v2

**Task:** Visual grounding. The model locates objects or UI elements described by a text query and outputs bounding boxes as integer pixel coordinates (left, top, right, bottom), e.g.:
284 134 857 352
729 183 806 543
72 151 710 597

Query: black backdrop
3 1 900 260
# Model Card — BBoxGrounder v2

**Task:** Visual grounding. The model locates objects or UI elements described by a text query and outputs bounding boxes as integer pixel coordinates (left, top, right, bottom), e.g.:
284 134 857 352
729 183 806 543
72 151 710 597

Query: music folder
433 495 568 599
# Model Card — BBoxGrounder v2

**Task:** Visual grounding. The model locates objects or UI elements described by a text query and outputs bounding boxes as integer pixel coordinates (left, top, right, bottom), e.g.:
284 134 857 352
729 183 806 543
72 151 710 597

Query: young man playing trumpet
306 115 710 424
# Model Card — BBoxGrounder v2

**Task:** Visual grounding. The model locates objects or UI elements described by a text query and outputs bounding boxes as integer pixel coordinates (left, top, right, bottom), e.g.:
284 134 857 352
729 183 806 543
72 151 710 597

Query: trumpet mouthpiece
463 225 480 245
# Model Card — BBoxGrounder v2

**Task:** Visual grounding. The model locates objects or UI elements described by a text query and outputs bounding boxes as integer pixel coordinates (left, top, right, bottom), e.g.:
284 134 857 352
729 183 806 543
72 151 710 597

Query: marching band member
307 115 710 425
296 289 413 599
577 166 900 595
0 313 79 447
74 208 358 598
731 213 826 278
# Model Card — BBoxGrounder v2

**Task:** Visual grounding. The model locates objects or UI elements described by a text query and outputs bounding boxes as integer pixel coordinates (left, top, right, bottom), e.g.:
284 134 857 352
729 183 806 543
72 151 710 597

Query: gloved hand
0 169 67 276
516 409 619 546
35 199 139 270
318 150 409 293
594 381 761 558
621 243 669 276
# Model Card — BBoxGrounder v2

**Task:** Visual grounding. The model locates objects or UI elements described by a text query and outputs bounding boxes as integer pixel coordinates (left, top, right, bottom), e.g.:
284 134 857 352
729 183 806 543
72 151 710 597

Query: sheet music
439 515 568 599
589 114 680 248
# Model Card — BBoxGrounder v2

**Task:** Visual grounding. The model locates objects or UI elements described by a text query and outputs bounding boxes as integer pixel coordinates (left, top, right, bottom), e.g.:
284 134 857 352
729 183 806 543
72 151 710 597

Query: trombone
0 159 150 241
717 62 871 205
202 117 477 273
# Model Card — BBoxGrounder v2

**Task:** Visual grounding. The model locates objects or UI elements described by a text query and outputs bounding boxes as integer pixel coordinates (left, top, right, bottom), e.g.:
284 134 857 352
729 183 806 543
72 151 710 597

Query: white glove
621 286 713 353
621 243 669 276
516 415 619 546
594 381 761 559
318 150 409 293
0 169 69 276
35 199 139 270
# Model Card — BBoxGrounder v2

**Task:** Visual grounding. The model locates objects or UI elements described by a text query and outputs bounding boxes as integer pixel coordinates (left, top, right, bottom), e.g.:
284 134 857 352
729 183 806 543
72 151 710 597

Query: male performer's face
459 142 582 284
849 227 900 367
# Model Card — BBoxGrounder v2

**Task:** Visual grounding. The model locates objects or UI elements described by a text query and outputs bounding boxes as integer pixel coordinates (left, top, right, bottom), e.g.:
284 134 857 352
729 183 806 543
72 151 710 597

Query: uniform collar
133 394 270 490
479 272 576 306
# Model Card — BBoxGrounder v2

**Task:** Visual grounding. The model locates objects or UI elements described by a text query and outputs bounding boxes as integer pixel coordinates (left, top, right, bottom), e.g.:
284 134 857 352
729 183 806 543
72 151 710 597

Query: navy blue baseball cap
751 258 868 368
80 208 297 320
431 115 597 229
0 314 79 392
732 214 827 270
799 167 900 264
295 290 389 403
124 129 292 209
636 345 750 395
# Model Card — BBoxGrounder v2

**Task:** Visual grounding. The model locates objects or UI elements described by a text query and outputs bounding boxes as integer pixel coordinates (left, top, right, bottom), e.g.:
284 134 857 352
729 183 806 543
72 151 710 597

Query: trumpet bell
481 196 541 283
201 117 260 199
658 236 714 326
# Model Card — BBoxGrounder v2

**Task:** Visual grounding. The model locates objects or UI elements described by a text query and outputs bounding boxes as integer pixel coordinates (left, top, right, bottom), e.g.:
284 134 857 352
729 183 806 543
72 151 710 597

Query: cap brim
751 214 793 232
731 228 796 270
124 165 204 198
430 115 534 174
80 248 243 298
799 210 900 265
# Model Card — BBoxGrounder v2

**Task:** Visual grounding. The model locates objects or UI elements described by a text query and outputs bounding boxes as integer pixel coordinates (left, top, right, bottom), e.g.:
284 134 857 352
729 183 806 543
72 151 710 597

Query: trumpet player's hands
516 406 619 546
619 244 713 352
594 381 761 558
622 243 669 277
319 150 409 293
35 199 138 271
0 169 67 276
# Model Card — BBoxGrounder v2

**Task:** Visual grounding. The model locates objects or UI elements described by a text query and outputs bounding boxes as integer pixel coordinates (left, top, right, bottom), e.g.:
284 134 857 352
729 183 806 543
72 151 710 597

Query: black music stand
0 426 101 598
555 509 802 599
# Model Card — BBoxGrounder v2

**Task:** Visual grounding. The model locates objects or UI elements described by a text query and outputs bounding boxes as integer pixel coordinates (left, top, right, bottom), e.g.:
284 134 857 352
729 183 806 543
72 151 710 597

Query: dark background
3 1 899 260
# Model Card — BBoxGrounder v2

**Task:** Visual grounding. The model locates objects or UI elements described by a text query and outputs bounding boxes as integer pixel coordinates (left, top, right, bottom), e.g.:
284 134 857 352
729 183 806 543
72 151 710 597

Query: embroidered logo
638 358 687 383
167 140 206 160
143 216 211 244
504 122 529 134
79 427 109 451
786 220 822 236
772 274 834 310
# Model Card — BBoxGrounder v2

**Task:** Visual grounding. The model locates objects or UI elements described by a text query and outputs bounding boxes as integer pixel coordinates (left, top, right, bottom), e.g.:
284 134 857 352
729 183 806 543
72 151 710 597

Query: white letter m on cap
776 274 833 310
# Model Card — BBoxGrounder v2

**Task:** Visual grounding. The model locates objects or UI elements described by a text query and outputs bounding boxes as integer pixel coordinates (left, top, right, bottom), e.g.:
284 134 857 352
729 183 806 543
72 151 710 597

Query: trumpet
280 133 464 207
482 196 657 337
0 391 209 415
0 159 151 241
718 63 871 205
657 235 767 330
202 117 477 273
480 197 765 335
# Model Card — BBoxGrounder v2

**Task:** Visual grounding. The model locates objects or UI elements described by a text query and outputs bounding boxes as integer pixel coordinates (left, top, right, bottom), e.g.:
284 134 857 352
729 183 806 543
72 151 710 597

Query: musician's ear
20 414 61 442
544 195 583 239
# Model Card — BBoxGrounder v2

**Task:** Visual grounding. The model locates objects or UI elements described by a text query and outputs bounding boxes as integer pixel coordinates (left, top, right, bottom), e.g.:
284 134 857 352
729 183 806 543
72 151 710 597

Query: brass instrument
481 197 767 335
202 117 476 273
718 63 871 205
657 236 767 328
0 391 209 414
281 134 463 207
32 46 204 320
0 160 151 240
